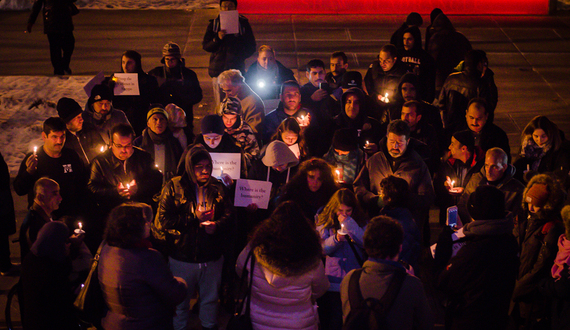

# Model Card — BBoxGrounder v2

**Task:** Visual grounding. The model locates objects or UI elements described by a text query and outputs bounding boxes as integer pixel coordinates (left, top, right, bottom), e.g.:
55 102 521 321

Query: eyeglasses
112 142 133 150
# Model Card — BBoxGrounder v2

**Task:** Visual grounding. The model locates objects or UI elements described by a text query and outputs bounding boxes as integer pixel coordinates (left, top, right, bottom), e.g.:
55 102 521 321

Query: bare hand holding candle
446 176 463 194
74 221 85 235
26 147 39 174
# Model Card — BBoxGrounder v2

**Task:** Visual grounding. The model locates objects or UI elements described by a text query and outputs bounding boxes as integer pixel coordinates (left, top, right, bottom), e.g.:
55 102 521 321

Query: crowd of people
2 2 570 330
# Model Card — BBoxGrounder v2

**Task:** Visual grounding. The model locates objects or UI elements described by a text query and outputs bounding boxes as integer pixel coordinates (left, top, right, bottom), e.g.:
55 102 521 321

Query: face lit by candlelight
336 204 353 218
307 169 323 193
281 130 298 146
532 128 549 148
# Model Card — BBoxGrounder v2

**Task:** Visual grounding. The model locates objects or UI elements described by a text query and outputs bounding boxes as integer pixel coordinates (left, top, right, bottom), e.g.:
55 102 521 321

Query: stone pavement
1 8 570 329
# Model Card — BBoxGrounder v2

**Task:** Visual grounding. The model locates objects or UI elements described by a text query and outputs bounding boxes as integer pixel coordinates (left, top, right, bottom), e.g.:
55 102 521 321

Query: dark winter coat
98 243 187 330
64 122 106 168
82 106 130 144
88 147 163 213
438 217 519 330
202 15 256 78
364 60 408 105
0 153 16 236
134 128 183 183
27 0 74 34
244 60 295 100
155 146 234 263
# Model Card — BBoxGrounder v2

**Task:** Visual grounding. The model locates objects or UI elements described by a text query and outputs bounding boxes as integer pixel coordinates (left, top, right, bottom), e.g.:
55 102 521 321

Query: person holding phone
438 185 519 330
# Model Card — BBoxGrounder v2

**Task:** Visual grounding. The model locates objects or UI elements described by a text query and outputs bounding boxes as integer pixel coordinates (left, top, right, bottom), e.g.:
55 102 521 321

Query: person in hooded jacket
220 96 260 166
106 50 160 136
155 144 234 330
390 12 423 49
20 221 79 330
148 42 203 134
427 12 472 95
333 87 386 156
133 106 183 184
424 8 443 50
397 26 436 102
437 185 519 330
236 201 330 330
510 174 565 329
83 83 130 144
323 128 365 186
181 114 248 179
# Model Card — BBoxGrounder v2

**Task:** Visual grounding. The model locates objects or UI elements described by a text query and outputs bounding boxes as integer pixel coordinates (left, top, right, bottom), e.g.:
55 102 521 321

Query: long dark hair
316 188 368 229
271 117 308 158
521 115 562 152
249 201 322 277
282 157 337 199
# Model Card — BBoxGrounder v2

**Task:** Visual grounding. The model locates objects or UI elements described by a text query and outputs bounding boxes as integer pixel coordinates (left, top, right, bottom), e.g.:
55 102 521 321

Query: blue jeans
169 256 224 330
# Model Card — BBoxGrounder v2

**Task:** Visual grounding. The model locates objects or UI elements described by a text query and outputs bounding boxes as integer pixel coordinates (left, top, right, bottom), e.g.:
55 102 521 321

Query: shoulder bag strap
347 268 364 309
375 269 406 315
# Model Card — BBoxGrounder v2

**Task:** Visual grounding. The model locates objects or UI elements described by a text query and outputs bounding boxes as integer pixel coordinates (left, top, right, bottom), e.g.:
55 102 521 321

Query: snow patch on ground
0 76 92 175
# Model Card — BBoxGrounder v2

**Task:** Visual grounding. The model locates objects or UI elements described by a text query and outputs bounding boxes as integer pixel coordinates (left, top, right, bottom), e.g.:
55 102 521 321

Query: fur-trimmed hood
253 245 322 279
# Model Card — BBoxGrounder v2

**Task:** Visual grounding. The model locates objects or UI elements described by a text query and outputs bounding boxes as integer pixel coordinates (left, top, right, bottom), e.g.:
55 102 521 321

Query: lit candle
300 115 305 121
100 146 105 153
33 146 37 155
450 180 455 188
126 183 130 190
220 166 224 175
74 221 85 235
335 169 341 182
384 93 389 103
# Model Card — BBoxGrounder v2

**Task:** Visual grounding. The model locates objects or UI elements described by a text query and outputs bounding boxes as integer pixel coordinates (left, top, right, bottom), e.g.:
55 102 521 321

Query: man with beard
56 97 106 168
325 51 349 90
264 80 315 144
354 120 434 245
364 45 407 110
82 84 130 144
14 117 86 219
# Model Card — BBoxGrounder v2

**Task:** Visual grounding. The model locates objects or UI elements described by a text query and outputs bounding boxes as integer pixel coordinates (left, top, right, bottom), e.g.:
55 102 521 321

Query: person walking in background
26 0 77 75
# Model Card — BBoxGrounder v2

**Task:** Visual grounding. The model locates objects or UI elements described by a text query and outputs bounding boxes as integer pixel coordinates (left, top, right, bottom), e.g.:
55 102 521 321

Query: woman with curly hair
278 157 338 221
236 201 329 330
513 115 570 186
511 174 566 329
98 203 187 330
270 117 310 161
315 188 367 330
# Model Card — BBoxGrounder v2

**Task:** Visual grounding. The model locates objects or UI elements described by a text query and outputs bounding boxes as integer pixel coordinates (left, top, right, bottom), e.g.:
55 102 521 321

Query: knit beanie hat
332 128 358 152
162 42 181 58
88 84 113 108
147 106 169 121
57 97 83 123
468 185 506 220
341 71 363 89
525 183 549 208
201 114 225 135
406 12 423 26
452 130 475 151
221 97 242 116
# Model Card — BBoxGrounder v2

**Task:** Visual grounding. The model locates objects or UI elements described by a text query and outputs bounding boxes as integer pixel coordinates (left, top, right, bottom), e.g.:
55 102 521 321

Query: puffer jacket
317 217 366 292
236 244 329 330
155 145 233 263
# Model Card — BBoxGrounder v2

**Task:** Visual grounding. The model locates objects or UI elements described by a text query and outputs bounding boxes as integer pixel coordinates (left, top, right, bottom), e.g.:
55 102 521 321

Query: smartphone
447 206 458 228
319 82 329 91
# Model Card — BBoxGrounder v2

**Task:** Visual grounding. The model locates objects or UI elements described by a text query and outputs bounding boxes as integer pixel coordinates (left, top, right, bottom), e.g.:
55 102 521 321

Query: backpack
342 268 406 330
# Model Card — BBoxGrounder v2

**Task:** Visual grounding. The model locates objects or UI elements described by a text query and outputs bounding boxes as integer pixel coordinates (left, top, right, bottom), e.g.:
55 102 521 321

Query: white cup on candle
74 221 85 235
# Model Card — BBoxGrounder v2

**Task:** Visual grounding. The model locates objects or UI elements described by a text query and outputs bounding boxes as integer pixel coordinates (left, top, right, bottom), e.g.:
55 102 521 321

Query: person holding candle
316 188 368 330
278 158 338 221
269 117 309 161
155 144 233 330
14 117 87 220
98 203 188 330
323 128 364 186
332 87 385 155
133 106 184 184
264 80 316 145
434 130 483 225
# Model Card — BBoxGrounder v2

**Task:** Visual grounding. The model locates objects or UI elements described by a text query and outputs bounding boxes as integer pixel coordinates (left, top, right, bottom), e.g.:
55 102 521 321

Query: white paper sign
210 152 241 179
234 179 273 209
220 10 239 34
288 143 300 159
113 73 140 96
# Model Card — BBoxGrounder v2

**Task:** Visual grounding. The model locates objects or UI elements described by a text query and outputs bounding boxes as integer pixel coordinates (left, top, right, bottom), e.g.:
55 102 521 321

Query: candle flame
451 180 455 187
33 146 37 154
78 222 82 230
100 146 105 152
126 183 130 189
